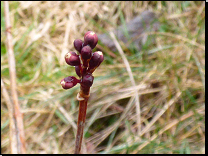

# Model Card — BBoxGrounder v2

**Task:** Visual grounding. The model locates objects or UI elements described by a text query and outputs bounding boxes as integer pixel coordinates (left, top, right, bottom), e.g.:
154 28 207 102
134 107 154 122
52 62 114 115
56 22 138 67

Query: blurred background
1 1 205 154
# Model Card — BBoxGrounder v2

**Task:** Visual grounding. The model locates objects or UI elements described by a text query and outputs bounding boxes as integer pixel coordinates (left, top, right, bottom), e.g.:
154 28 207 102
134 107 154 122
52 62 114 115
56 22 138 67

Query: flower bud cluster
60 31 104 90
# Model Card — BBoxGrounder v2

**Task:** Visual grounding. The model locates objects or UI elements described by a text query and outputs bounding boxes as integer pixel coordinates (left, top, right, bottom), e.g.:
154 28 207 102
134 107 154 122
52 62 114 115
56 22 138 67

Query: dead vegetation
1 1 205 154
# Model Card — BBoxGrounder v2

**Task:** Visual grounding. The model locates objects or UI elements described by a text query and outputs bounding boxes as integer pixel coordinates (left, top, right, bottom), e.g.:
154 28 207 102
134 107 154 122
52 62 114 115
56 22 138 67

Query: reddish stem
79 64 83 75
74 98 88 154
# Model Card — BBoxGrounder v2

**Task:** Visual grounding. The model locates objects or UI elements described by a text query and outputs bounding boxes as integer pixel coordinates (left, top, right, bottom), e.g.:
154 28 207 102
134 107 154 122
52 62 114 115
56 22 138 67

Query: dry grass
1 1 205 154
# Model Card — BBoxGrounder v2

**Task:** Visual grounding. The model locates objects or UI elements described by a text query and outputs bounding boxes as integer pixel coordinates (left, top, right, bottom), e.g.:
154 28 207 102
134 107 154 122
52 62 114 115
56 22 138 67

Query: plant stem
74 97 88 154
4 1 26 153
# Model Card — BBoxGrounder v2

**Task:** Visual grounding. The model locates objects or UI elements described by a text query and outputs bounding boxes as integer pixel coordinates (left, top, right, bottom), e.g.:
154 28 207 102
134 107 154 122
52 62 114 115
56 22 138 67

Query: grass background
1 1 205 154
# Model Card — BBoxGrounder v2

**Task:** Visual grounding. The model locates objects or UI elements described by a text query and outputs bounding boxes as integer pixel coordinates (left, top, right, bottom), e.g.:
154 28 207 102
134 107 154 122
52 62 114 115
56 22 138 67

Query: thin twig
1 79 17 154
4 1 26 154
109 31 141 135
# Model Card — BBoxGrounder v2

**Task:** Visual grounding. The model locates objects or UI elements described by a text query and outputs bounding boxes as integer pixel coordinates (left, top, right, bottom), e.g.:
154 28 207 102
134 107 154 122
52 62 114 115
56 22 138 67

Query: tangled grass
1 1 205 154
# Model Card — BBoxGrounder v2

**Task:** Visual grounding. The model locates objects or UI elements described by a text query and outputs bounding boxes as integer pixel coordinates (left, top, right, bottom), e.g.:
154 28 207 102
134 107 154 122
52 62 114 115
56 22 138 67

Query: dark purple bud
65 51 80 66
75 65 81 77
84 31 92 38
74 39 83 53
81 73 94 88
83 31 98 49
89 52 100 69
81 45 92 60
89 51 104 70
60 76 80 89
98 51 104 65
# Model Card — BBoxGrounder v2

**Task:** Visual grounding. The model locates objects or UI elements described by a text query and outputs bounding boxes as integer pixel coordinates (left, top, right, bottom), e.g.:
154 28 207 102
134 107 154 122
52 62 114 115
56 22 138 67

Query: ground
1 1 205 154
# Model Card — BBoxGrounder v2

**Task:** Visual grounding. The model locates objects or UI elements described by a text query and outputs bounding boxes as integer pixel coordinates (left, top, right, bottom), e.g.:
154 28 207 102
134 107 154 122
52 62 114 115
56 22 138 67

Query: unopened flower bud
89 51 104 70
74 39 84 53
75 65 81 77
83 31 98 49
98 51 104 64
81 45 92 60
81 74 94 88
84 31 92 38
65 51 80 66
60 76 80 89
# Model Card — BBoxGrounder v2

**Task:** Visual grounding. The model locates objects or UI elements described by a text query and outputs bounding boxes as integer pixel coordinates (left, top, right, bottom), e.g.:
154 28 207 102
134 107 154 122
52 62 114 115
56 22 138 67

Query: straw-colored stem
74 99 88 154
4 1 26 154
